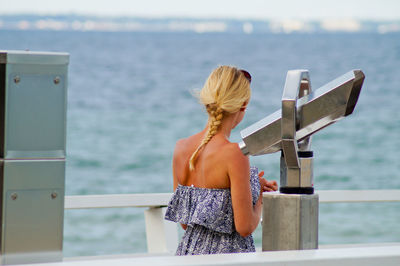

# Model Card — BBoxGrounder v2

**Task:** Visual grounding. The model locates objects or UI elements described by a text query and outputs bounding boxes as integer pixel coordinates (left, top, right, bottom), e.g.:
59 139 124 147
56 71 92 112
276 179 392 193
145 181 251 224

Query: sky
1 0 400 20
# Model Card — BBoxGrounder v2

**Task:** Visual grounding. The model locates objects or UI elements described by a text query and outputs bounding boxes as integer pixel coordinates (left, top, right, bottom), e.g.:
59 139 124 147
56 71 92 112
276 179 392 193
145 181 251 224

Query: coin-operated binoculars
239 69 365 251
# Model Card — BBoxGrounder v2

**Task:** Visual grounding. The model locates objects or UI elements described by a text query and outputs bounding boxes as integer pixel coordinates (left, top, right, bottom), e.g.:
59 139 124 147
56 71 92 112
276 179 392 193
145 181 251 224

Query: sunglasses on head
240 69 252 83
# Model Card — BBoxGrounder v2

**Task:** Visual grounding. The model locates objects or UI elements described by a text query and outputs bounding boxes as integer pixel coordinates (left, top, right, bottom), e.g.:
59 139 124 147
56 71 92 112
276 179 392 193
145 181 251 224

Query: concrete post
262 193 319 251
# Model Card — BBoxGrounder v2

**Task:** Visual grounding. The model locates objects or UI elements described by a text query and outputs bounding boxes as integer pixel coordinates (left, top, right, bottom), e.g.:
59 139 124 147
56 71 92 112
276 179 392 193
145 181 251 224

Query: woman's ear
240 101 248 112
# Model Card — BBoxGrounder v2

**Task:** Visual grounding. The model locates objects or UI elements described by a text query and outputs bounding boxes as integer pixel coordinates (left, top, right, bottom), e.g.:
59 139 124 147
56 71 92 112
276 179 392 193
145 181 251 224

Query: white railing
64 189 400 254
65 190 400 210
317 190 400 203
65 193 172 209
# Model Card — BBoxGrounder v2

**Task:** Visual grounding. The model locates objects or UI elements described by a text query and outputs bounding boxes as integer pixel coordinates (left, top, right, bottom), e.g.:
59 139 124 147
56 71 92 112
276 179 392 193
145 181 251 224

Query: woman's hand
258 170 278 192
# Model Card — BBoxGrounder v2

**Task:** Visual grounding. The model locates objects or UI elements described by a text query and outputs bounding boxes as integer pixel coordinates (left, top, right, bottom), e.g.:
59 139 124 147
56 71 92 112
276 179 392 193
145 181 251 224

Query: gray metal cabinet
0 51 68 159
0 51 69 265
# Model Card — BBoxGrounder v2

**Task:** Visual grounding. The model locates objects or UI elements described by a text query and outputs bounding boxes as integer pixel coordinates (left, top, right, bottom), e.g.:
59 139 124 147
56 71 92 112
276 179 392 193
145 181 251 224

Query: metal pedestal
262 193 319 251
0 50 69 265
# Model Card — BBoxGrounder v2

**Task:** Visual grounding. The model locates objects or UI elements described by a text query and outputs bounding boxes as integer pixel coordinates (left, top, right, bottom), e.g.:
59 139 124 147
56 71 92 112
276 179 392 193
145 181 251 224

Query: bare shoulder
222 142 249 171
173 134 199 160
223 142 247 160
174 138 187 152
175 132 203 151
173 137 189 160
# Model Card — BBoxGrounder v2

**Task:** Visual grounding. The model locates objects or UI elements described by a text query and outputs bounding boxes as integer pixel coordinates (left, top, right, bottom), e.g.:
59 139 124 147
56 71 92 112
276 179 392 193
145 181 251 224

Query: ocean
0 30 399 257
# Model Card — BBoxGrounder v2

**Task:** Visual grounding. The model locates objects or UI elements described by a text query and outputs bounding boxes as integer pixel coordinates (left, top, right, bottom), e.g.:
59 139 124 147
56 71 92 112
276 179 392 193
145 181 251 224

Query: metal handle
281 70 310 168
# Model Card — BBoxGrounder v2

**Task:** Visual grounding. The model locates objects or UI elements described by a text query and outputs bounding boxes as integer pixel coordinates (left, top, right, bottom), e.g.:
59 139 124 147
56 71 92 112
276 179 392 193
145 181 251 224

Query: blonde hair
189 66 251 171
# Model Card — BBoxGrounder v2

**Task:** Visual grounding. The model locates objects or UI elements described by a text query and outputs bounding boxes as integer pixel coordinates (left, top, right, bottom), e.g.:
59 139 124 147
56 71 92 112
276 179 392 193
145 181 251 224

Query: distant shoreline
0 14 399 34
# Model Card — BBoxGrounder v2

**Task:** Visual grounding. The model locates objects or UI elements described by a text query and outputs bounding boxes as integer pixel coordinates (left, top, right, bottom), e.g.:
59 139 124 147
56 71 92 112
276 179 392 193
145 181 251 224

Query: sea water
1 30 399 256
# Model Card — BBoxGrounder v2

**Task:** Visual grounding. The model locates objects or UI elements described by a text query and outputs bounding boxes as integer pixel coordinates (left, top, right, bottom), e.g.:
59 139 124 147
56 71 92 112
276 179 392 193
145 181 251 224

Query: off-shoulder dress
164 167 260 255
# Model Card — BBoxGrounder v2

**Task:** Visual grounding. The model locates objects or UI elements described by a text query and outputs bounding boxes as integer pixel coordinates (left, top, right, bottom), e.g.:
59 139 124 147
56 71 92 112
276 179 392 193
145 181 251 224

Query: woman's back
173 130 235 189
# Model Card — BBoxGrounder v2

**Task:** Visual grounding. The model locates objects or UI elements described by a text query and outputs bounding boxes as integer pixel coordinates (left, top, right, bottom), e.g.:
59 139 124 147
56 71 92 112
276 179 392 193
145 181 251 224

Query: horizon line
1 12 400 22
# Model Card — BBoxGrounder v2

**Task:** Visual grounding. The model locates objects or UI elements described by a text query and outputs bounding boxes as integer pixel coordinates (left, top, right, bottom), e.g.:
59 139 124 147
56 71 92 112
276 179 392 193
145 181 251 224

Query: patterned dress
164 167 260 255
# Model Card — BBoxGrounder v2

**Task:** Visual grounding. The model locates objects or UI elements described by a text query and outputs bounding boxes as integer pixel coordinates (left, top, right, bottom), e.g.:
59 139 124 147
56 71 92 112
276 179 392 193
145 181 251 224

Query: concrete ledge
24 245 400 266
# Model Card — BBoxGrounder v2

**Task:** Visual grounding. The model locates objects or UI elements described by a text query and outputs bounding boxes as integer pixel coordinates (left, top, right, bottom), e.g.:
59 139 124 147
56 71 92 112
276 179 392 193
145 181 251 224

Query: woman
165 65 278 255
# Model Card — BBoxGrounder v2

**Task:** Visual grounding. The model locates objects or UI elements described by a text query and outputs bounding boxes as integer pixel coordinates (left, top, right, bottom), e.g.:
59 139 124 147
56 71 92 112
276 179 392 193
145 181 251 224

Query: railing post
144 207 178 254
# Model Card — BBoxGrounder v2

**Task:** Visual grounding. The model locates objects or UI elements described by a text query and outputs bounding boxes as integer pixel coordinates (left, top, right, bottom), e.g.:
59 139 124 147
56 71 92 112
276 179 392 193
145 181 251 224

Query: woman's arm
172 139 188 230
226 143 262 237
172 140 181 192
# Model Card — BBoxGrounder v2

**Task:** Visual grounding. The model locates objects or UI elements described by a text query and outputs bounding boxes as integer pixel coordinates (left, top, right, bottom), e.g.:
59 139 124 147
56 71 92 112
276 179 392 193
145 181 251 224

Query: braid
189 104 224 171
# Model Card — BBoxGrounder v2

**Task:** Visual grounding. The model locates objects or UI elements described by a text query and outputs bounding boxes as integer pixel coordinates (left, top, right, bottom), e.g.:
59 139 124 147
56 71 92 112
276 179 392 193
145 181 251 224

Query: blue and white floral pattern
165 166 260 255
